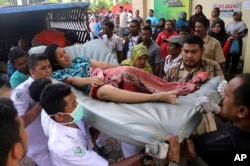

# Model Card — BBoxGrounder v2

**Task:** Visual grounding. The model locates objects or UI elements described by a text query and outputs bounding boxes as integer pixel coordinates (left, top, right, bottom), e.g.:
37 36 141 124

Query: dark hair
0 98 20 166
159 18 166 22
40 84 72 115
145 19 151 24
195 4 203 10
179 26 191 33
64 31 78 44
149 9 154 13
120 6 124 9
8 47 27 64
142 25 152 34
130 20 140 27
104 21 114 30
213 7 220 15
166 19 174 25
195 17 210 28
28 53 48 70
183 35 204 49
233 74 250 110
43 44 61 71
29 78 52 102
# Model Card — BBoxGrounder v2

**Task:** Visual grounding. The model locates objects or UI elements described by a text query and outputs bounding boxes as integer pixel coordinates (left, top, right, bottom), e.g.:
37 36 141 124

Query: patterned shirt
52 56 91 94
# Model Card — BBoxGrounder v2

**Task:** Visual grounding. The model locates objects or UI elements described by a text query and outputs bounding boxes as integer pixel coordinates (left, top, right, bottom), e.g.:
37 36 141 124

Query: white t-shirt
102 34 123 61
127 12 133 23
119 11 128 28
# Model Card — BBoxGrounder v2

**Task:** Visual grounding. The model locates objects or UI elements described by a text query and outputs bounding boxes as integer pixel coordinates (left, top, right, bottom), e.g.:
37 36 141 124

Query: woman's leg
96 85 177 104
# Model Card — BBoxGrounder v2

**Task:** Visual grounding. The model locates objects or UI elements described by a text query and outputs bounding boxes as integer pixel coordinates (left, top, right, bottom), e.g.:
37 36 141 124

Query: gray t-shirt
140 42 161 72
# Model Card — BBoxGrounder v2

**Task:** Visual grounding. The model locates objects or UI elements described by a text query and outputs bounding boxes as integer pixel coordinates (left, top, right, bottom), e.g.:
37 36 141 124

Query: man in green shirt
9 47 29 89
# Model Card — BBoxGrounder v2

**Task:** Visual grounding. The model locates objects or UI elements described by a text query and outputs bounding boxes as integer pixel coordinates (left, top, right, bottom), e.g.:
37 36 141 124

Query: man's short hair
142 25 152 34
120 6 124 9
104 21 114 30
195 17 210 28
130 20 140 27
234 73 250 110
0 98 20 166
29 78 52 102
149 9 154 13
183 35 204 49
40 84 72 116
166 19 174 25
8 47 27 64
179 26 191 33
27 53 48 70
145 19 151 24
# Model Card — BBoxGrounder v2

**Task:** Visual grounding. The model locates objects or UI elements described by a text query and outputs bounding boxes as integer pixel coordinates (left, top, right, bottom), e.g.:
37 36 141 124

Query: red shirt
156 31 178 59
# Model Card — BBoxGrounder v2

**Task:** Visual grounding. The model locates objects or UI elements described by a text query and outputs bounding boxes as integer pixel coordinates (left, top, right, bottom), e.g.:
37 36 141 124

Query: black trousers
226 53 240 74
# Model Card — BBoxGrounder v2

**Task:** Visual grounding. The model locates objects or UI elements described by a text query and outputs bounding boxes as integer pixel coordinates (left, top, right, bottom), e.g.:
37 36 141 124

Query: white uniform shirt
164 54 182 73
102 34 123 61
10 77 52 166
48 121 108 166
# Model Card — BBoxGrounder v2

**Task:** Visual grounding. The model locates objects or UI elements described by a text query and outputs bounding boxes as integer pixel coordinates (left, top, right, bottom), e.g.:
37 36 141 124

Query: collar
28 76 35 82
180 59 206 70
168 54 182 63
203 35 209 43
53 121 81 140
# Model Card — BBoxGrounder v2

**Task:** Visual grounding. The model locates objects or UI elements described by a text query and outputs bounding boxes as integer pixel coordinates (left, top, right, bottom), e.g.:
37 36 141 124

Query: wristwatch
140 148 153 165
167 161 181 166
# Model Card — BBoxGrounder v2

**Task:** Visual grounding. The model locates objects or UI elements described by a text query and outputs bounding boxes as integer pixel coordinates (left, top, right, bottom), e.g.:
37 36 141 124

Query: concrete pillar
132 0 147 20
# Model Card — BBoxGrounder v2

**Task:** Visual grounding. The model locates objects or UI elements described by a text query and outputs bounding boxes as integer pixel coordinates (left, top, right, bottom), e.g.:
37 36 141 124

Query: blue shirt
93 22 102 37
146 16 159 32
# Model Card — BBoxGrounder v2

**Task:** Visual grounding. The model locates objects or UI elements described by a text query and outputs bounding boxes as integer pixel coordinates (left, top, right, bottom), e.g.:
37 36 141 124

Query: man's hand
196 96 220 114
166 135 180 163
181 137 197 161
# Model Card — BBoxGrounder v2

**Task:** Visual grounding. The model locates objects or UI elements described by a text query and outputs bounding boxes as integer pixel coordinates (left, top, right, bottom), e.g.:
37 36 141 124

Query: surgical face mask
54 103 84 124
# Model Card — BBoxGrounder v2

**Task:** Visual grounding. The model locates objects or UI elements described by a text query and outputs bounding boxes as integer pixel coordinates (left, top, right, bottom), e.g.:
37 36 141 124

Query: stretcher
33 39 221 154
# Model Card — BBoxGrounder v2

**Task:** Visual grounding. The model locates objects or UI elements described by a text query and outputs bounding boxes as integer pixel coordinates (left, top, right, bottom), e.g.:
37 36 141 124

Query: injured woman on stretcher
44 43 210 104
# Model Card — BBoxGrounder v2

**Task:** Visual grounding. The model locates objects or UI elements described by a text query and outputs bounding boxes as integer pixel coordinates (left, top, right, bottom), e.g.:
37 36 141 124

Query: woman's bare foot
158 91 177 104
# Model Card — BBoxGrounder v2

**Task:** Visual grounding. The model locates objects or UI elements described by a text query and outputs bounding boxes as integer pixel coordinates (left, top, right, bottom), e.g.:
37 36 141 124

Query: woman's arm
64 76 104 88
90 59 118 69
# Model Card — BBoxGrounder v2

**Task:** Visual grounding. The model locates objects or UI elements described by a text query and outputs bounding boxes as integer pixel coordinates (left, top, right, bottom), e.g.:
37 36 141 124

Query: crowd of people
0 3 249 166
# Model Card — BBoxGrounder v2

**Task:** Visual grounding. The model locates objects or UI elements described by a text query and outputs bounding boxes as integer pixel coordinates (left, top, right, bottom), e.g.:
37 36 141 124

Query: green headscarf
121 44 153 73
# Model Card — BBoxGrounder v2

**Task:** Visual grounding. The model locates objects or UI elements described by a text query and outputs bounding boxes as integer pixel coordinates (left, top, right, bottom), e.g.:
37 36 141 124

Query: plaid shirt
164 58 225 82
